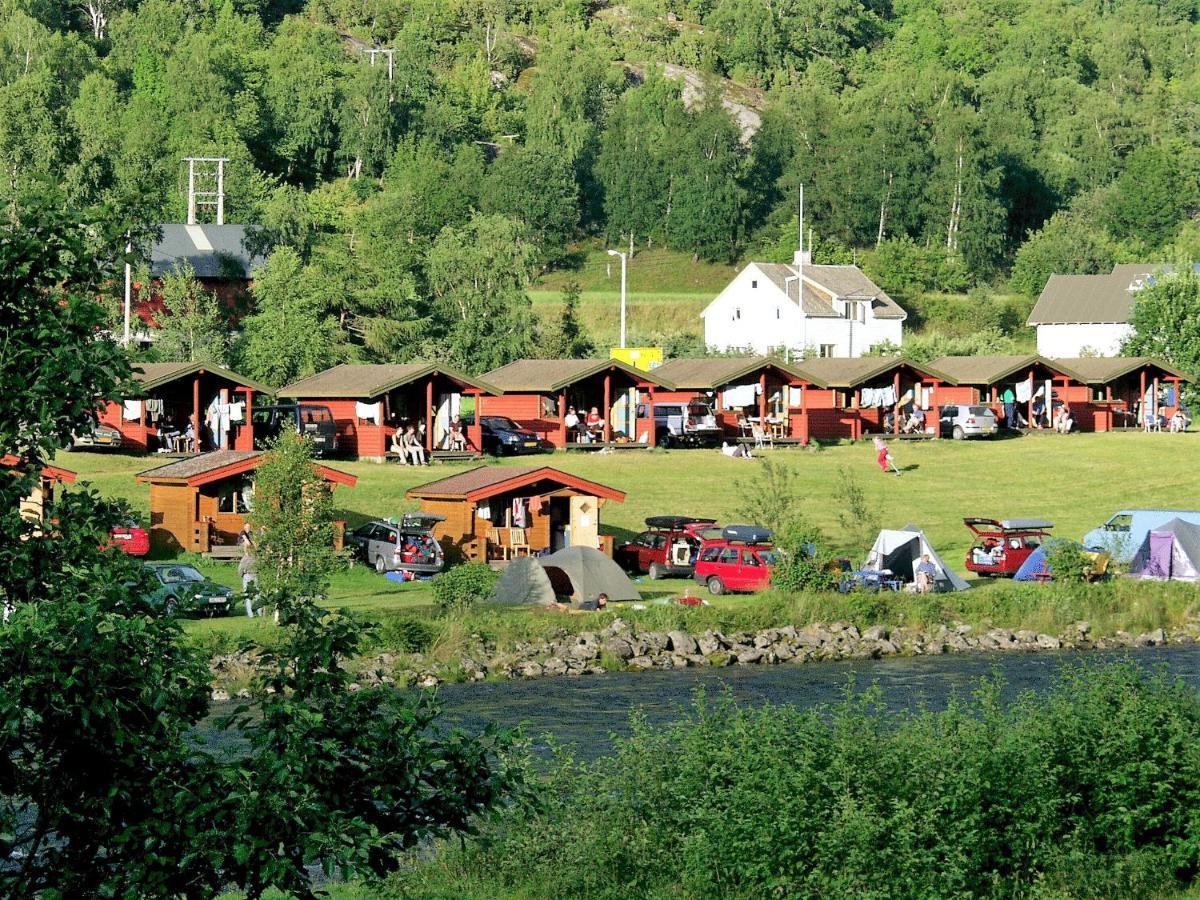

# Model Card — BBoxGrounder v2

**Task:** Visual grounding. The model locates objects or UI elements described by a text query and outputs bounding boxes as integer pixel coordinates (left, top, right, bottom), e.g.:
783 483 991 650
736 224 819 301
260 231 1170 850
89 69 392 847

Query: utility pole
122 234 131 347
607 248 628 349
183 157 229 225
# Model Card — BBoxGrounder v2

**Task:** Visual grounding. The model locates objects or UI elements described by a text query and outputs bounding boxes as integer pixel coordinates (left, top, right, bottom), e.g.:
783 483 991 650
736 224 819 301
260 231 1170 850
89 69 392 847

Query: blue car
468 415 545 456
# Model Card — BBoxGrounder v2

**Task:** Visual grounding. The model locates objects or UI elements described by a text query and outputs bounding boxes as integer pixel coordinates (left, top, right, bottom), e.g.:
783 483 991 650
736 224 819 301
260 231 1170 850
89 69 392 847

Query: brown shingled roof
652 356 826 389
793 357 950 387
406 465 625 503
483 358 672 392
132 362 271 394
930 355 1084 385
1050 357 1191 383
278 363 495 399
136 450 356 487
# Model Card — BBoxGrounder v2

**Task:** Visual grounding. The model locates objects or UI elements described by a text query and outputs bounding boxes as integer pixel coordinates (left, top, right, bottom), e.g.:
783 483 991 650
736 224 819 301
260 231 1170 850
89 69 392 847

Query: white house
1027 263 1166 357
701 251 906 358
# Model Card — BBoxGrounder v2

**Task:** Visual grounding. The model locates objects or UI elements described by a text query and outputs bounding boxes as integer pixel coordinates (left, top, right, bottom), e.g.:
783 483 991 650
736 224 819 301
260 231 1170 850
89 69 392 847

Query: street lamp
607 248 627 349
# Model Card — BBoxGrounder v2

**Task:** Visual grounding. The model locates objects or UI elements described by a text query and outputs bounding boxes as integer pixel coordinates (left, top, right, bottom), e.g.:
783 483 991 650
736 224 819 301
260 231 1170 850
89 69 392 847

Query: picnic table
839 569 904 593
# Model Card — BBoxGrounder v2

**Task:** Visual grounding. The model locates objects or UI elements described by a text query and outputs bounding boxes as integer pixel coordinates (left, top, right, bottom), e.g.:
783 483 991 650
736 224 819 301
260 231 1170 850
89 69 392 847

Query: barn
406 465 626 563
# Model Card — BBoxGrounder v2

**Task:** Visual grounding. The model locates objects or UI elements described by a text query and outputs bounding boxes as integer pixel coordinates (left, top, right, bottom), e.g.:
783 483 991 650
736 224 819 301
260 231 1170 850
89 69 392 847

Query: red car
693 525 777 595
615 515 717 579
963 517 1053 577
108 520 150 556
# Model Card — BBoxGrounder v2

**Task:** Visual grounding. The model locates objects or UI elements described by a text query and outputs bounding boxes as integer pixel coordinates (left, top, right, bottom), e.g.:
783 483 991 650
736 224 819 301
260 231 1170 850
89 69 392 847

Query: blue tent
1013 545 1052 582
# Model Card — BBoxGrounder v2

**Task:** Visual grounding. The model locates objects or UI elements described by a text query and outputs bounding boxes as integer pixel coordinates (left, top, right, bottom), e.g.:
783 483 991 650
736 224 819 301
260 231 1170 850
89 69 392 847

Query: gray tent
864 525 970 592
540 546 641 604
1127 517 1200 582
488 557 559 606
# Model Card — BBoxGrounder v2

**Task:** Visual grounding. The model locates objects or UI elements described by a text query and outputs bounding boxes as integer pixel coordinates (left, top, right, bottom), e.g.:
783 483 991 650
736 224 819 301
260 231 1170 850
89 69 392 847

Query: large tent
540 546 641 604
1127 518 1200 582
864 526 969 592
488 557 559 606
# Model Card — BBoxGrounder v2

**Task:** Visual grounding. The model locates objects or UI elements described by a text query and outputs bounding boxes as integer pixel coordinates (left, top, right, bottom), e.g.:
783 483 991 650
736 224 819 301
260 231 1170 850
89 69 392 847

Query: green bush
771 524 839 594
379 615 439 653
1044 540 1091 583
432 563 498 616
406 663 1200 898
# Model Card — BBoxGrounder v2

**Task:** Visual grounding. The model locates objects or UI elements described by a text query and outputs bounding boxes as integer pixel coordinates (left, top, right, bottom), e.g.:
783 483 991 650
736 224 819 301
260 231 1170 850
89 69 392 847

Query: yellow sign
610 347 663 371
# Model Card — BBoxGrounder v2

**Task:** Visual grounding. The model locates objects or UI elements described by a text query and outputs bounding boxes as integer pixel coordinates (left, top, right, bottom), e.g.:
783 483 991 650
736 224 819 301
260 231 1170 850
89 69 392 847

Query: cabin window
776 307 781 319
217 478 254 514
751 279 758 289
819 344 836 358
733 308 741 321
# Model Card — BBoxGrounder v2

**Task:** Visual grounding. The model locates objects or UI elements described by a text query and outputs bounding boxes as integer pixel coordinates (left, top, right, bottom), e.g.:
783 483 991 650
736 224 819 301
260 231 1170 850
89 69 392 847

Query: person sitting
564 406 579 434
400 425 426 466
882 410 895 433
1054 406 1073 434
903 407 926 434
1170 408 1187 433
585 406 603 439
1031 398 1046 429
390 420 407 455
914 554 938 593
448 415 468 451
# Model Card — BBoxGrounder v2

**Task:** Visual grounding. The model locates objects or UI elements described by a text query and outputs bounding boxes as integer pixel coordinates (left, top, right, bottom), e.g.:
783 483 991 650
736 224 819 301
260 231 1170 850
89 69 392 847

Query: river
432 646 1200 760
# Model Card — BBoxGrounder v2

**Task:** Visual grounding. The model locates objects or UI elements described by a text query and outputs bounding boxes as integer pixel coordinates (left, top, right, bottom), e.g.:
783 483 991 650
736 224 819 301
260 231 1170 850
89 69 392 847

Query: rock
1036 634 1062 650
795 630 827 648
627 655 655 670
706 651 733 667
516 662 544 678
753 631 776 649
568 642 599 661
602 637 636 660
862 625 890 642
667 630 699 655
211 688 230 702
686 654 711 667
417 674 439 688
954 623 973 635
876 639 900 655
736 649 765 664
696 632 724 656
1072 620 1091 636
543 657 568 676
774 645 795 661
641 631 669 653
1149 627 1167 644
842 624 861 641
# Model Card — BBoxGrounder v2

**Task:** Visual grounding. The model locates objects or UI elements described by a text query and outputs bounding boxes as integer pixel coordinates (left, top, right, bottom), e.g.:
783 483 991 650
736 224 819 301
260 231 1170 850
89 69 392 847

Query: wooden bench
206 544 243 561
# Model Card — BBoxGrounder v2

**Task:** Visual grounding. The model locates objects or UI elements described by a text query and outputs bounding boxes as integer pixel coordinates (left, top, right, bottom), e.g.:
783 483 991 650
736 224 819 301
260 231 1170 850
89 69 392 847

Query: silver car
348 514 445 575
939 404 997 440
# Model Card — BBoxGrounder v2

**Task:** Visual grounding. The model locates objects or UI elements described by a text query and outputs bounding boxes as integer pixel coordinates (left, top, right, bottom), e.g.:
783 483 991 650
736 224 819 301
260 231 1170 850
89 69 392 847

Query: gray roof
794 357 950 388
928 355 1083 386
651 355 825 389
136 450 261 482
752 263 907 320
150 224 266 280
1049 357 1191 384
279 363 495 399
131 361 271 394
482 359 672 392
1027 264 1168 325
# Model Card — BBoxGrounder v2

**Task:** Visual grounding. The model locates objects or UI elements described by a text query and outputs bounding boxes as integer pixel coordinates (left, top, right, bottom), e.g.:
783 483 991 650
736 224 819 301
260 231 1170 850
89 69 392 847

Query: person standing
238 523 258 617
1002 387 1016 429
873 435 899 476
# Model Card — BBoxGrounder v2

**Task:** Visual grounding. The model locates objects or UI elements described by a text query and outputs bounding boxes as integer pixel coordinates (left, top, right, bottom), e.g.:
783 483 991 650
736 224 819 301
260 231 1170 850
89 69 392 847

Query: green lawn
60 432 1200 644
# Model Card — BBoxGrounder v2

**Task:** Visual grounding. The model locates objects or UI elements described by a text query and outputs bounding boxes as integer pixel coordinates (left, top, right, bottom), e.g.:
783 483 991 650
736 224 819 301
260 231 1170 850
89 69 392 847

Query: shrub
432 563 498 616
1044 540 1091 583
380 615 439 653
772 523 839 593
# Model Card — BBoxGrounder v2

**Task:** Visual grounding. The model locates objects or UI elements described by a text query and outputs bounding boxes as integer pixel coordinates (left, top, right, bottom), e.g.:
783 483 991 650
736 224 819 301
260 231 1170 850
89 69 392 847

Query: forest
3 0 1200 377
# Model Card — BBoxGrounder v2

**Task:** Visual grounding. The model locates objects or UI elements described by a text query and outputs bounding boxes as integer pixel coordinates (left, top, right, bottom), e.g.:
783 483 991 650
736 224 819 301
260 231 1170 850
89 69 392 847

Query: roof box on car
722 524 773 544
645 515 718 530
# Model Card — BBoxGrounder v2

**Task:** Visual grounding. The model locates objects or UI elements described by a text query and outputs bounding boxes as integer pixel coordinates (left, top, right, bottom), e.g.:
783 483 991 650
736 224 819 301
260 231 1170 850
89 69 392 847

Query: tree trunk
876 171 892 248
946 135 963 251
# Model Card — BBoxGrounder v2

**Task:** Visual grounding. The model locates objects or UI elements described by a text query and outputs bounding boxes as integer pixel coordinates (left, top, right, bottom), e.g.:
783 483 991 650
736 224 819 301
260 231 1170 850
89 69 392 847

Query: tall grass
389 663 1200 898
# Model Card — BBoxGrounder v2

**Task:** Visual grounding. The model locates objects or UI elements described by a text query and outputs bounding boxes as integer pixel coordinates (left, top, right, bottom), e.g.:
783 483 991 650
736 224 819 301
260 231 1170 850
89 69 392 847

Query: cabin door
569 495 598 550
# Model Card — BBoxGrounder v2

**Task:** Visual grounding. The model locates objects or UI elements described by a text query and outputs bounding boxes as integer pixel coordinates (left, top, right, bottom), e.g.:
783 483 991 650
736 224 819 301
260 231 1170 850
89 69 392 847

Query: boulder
1036 634 1062 650
543 657 568 676
667 630 699 655
862 625 890 642
602 637 636 660
736 649 765 664
627 655 655 670
696 632 724 656
641 631 669 653
517 662 544 678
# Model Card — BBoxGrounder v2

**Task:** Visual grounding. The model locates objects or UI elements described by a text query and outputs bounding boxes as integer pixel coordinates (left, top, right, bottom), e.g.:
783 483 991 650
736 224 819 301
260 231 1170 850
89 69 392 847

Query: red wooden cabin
278 363 495 461
97 362 268 454
1050 357 1190 431
2 455 77 524
136 450 356 553
480 359 671 448
930 356 1086 429
795 357 952 440
648 356 823 442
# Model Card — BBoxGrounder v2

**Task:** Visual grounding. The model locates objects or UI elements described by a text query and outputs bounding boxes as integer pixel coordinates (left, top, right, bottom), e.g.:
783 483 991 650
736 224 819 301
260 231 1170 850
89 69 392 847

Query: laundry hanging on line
356 401 382 424
123 399 142 421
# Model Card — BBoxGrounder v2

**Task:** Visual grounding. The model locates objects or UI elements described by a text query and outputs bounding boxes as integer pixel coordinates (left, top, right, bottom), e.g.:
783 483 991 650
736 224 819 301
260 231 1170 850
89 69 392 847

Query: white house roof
704 262 906 320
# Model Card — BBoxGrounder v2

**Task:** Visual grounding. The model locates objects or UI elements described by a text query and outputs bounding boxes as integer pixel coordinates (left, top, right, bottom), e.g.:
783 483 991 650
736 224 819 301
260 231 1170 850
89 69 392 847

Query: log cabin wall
149 483 197 552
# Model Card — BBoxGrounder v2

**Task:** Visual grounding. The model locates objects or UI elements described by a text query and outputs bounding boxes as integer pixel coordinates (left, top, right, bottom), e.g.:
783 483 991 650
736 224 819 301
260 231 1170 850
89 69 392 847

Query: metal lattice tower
183 157 229 225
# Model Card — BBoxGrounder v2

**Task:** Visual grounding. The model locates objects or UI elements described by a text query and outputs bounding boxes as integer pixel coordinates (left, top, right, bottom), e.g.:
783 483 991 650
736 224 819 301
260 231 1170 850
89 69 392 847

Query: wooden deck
564 442 650 451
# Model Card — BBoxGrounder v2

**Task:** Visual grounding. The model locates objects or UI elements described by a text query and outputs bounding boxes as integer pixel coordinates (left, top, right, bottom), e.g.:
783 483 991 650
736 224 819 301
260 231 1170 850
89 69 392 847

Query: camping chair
737 416 752 439
486 527 510 561
508 528 530 557
751 423 773 448
770 416 788 441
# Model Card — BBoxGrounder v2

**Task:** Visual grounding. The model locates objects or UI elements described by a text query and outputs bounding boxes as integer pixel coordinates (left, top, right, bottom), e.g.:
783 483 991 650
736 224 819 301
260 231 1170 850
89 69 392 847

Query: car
939 404 998 440
466 415 545 456
693 525 778 595
108 519 150 556
68 423 123 451
347 513 446 576
963 517 1054 577
637 399 723 448
1082 509 1200 563
614 515 718 579
143 562 233 616
252 403 338 456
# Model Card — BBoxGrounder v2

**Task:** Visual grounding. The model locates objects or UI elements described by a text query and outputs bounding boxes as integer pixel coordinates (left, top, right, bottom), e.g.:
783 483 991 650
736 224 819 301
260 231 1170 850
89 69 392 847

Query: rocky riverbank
208 617 1200 699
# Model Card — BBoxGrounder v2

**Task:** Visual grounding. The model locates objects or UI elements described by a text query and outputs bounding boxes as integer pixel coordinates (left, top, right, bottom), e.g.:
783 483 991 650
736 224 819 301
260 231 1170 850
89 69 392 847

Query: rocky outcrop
207 618 1200 699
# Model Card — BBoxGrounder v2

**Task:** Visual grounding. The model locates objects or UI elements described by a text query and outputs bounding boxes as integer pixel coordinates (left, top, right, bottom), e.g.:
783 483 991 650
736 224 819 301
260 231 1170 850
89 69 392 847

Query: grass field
61 432 1200 646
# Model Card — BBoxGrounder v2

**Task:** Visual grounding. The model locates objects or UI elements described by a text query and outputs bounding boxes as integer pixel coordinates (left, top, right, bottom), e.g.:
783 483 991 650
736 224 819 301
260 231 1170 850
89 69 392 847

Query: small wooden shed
97 362 269 454
406 465 626 562
278 363 497 460
136 450 357 553
2 454 76 524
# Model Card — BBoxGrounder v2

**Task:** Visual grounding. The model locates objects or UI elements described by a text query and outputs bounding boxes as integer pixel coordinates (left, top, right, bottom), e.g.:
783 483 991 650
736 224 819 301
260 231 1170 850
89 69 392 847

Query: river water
433 646 1200 760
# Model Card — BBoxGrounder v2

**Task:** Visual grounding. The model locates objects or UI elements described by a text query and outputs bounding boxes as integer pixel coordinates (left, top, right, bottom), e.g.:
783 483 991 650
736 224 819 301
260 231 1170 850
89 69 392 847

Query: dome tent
488 556 558 606
1127 518 1200 582
863 525 969 592
540 546 641 604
